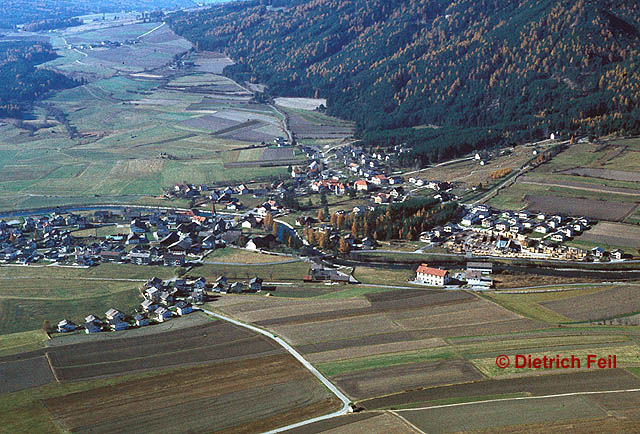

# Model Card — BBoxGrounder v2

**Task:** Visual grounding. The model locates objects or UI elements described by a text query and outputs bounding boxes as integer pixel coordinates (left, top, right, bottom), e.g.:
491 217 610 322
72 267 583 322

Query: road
199 308 352 433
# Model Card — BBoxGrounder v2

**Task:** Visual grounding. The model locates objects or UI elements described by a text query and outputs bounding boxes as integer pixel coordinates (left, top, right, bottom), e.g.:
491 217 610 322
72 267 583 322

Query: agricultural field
0 22 289 212
0 263 179 336
0 321 340 434
206 281 640 415
488 139 640 223
574 221 640 250
203 247 297 264
485 284 640 324
282 106 355 142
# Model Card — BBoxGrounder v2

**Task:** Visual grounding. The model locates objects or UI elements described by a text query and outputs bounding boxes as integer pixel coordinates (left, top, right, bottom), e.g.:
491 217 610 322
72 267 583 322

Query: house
370 174 388 186
134 314 149 327
130 251 152 265
141 299 158 312
145 287 161 301
105 308 124 321
534 224 549 234
84 321 102 334
550 232 567 242
591 246 605 257
57 319 76 333
246 234 276 251
229 282 244 293
100 250 123 263
249 277 263 291
354 180 369 191
611 249 624 260
215 276 228 291
461 214 480 226
109 318 129 331
160 291 174 305
466 270 493 288
154 307 172 322
466 262 493 275
163 252 186 267
416 264 450 286
193 277 206 289
174 300 193 316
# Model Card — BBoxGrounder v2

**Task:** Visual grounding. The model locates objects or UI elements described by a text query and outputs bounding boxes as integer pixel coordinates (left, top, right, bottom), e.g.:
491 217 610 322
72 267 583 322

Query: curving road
199 308 352 433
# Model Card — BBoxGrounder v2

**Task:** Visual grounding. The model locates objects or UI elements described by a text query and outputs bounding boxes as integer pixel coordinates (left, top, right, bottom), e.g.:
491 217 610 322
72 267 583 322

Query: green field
0 23 289 212
0 264 181 336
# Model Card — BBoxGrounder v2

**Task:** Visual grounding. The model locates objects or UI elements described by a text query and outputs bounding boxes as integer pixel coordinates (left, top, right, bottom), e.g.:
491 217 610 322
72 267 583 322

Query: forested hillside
169 0 640 162
0 41 80 118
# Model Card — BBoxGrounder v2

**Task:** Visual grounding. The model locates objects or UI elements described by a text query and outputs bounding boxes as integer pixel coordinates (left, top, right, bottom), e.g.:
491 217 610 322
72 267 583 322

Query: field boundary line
45 352 61 383
387 410 426 434
199 308 352 433
393 388 640 412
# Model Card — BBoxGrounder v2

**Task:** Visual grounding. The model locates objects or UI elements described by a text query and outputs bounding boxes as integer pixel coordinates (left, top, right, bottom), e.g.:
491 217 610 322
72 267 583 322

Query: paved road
199 308 352 433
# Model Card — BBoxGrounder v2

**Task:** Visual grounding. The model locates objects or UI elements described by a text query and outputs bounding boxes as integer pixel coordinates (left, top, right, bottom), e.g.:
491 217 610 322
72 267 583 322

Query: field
485 285 640 323
489 140 640 223
203 247 297 264
0 22 290 212
0 320 340 433
0 263 179 336
283 107 355 141
575 221 640 249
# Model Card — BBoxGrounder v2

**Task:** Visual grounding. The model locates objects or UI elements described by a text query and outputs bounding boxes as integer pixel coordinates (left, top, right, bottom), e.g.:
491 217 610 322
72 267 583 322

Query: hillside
168 0 640 162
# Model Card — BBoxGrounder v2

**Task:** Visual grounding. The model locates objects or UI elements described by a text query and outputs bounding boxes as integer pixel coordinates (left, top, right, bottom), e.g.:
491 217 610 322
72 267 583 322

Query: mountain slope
168 0 640 160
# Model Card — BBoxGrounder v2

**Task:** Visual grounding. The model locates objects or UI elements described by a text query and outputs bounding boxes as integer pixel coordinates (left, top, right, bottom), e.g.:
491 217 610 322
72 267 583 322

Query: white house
155 307 172 322
175 301 193 316
415 264 451 286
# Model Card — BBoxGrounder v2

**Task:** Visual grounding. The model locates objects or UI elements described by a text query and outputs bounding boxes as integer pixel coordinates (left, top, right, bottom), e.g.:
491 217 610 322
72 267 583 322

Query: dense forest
0 0 198 28
168 0 640 162
0 41 80 118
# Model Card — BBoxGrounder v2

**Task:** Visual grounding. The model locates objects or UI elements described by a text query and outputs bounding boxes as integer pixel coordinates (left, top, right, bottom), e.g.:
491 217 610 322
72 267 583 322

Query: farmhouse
611 249 624 260
249 277 263 291
467 262 493 274
105 308 124 321
174 301 193 316
84 321 102 334
109 318 129 331
163 252 186 267
57 319 76 333
415 264 451 286
465 270 493 288
155 307 172 322
354 180 369 191
229 282 244 293
134 314 149 327
141 299 158 312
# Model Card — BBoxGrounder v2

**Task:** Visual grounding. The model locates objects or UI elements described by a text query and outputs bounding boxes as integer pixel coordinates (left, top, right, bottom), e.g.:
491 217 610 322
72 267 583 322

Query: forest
0 41 80 118
168 0 640 161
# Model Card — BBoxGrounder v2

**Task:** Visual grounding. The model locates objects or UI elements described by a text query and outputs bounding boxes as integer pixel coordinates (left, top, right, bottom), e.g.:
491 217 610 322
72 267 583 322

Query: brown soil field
576 221 640 248
524 194 636 221
281 413 380 434
359 368 640 409
294 412 416 434
255 290 475 327
493 272 600 289
421 318 547 338
521 176 640 196
48 321 283 381
482 408 640 434
296 330 438 355
194 51 235 74
561 167 640 183
286 111 355 140
541 285 640 321
179 114 238 132
46 354 340 434
237 299 372 323
262 147 294 161
400 394 606 434
332 359 484 400
271 313 406 346
0 355 55 394
306 337 447 364
392 300 520 330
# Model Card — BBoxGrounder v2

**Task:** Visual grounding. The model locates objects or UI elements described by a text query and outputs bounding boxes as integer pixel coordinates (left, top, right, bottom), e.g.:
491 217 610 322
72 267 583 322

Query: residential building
415 264 451 286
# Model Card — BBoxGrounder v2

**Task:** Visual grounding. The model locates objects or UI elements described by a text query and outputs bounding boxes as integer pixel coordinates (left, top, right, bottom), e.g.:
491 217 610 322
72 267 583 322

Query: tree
263 212 273 229
338 237 351 255
317 208 325 222
272 221 279 236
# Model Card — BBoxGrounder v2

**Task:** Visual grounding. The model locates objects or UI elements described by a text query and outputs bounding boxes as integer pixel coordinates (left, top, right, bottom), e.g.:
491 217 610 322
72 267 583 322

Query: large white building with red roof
416 263 450 286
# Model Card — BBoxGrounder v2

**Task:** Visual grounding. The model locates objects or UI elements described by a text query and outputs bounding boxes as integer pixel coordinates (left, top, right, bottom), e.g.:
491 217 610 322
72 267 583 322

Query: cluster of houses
0 206 285 268
419 204 620 261
57 276 206 334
